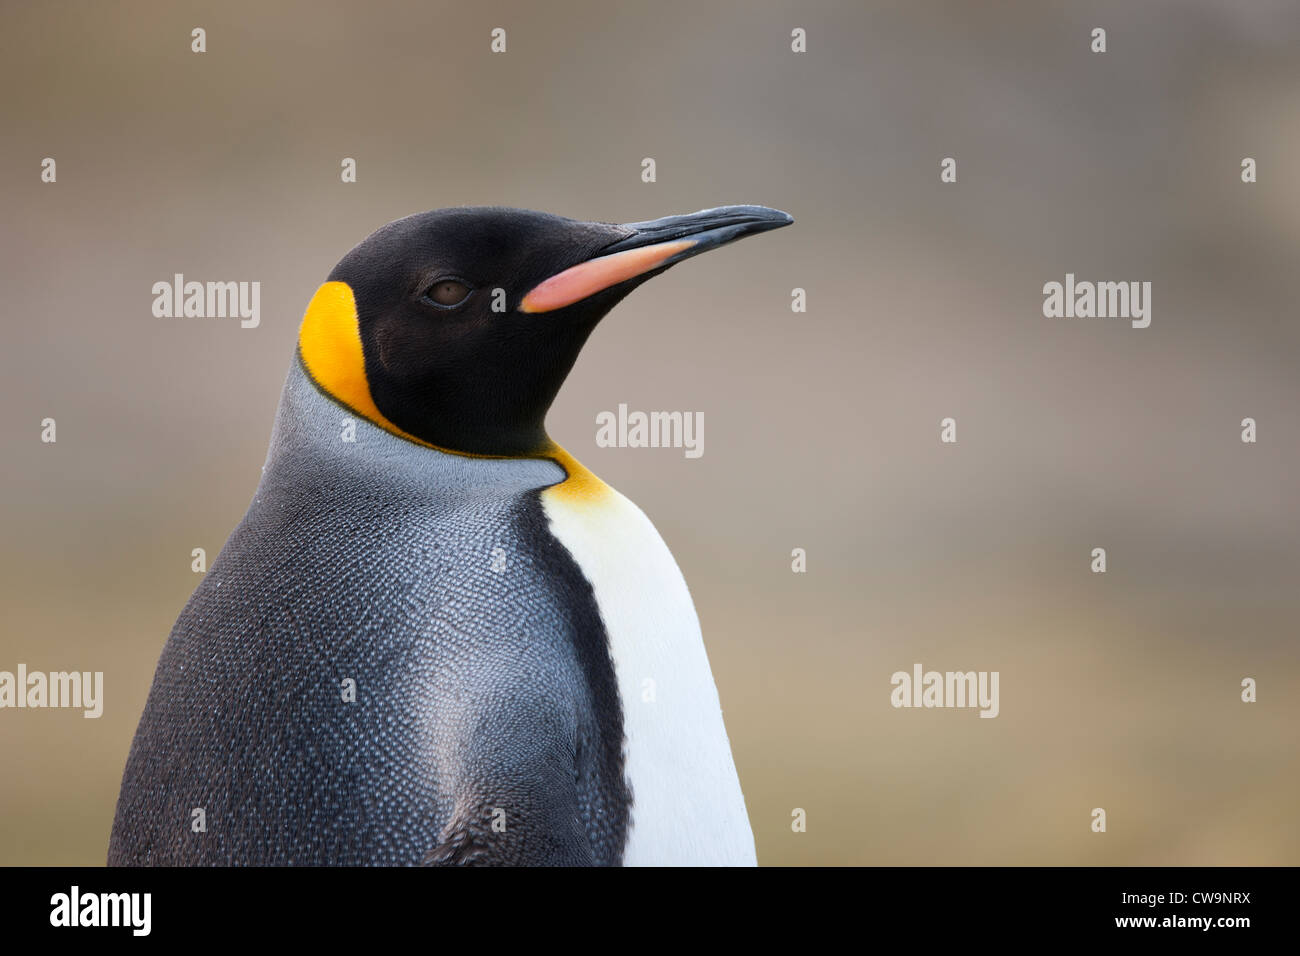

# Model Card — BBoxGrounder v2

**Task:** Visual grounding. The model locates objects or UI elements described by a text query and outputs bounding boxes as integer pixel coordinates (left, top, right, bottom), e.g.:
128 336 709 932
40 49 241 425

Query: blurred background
2 0 1298 866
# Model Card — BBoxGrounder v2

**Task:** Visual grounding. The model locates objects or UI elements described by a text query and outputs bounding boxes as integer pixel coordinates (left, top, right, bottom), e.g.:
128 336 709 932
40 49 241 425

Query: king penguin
108 204 793 866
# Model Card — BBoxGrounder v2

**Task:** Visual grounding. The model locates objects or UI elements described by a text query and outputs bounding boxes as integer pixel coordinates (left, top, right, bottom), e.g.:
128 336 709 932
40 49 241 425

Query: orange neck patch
296 280 609 502
537 441 610 503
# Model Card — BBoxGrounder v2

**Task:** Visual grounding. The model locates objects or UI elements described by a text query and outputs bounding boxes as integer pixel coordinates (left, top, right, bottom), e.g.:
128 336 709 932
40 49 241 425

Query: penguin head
299 205 792 457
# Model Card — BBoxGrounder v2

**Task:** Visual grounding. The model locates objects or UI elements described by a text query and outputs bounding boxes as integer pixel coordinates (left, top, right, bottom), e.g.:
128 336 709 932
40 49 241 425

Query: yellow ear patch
298 281 433 447
297 280 611 502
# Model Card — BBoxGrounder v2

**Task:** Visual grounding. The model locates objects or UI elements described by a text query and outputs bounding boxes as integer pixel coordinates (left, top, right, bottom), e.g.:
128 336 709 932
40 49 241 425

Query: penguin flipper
422 691 597 866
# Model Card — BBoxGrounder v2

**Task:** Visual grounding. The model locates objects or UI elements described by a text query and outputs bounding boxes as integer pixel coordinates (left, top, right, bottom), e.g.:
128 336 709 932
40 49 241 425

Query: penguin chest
540 484 756 866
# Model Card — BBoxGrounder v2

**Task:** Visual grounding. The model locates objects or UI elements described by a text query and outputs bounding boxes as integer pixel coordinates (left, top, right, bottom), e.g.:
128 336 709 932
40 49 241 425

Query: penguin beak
519 205 793 314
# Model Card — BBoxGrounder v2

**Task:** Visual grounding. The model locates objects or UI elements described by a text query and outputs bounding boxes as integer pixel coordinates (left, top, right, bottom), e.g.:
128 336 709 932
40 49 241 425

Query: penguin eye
421 279 472 309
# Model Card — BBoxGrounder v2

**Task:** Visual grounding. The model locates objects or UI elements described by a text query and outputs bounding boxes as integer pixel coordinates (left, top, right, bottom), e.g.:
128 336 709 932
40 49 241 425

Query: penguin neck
269 358 609 502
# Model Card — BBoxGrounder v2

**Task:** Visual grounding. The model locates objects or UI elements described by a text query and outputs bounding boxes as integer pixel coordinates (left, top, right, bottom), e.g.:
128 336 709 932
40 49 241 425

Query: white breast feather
542 484 756 866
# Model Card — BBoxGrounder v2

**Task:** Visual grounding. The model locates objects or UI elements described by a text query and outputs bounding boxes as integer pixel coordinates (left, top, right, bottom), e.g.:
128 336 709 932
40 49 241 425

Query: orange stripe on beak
519 239 696 314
